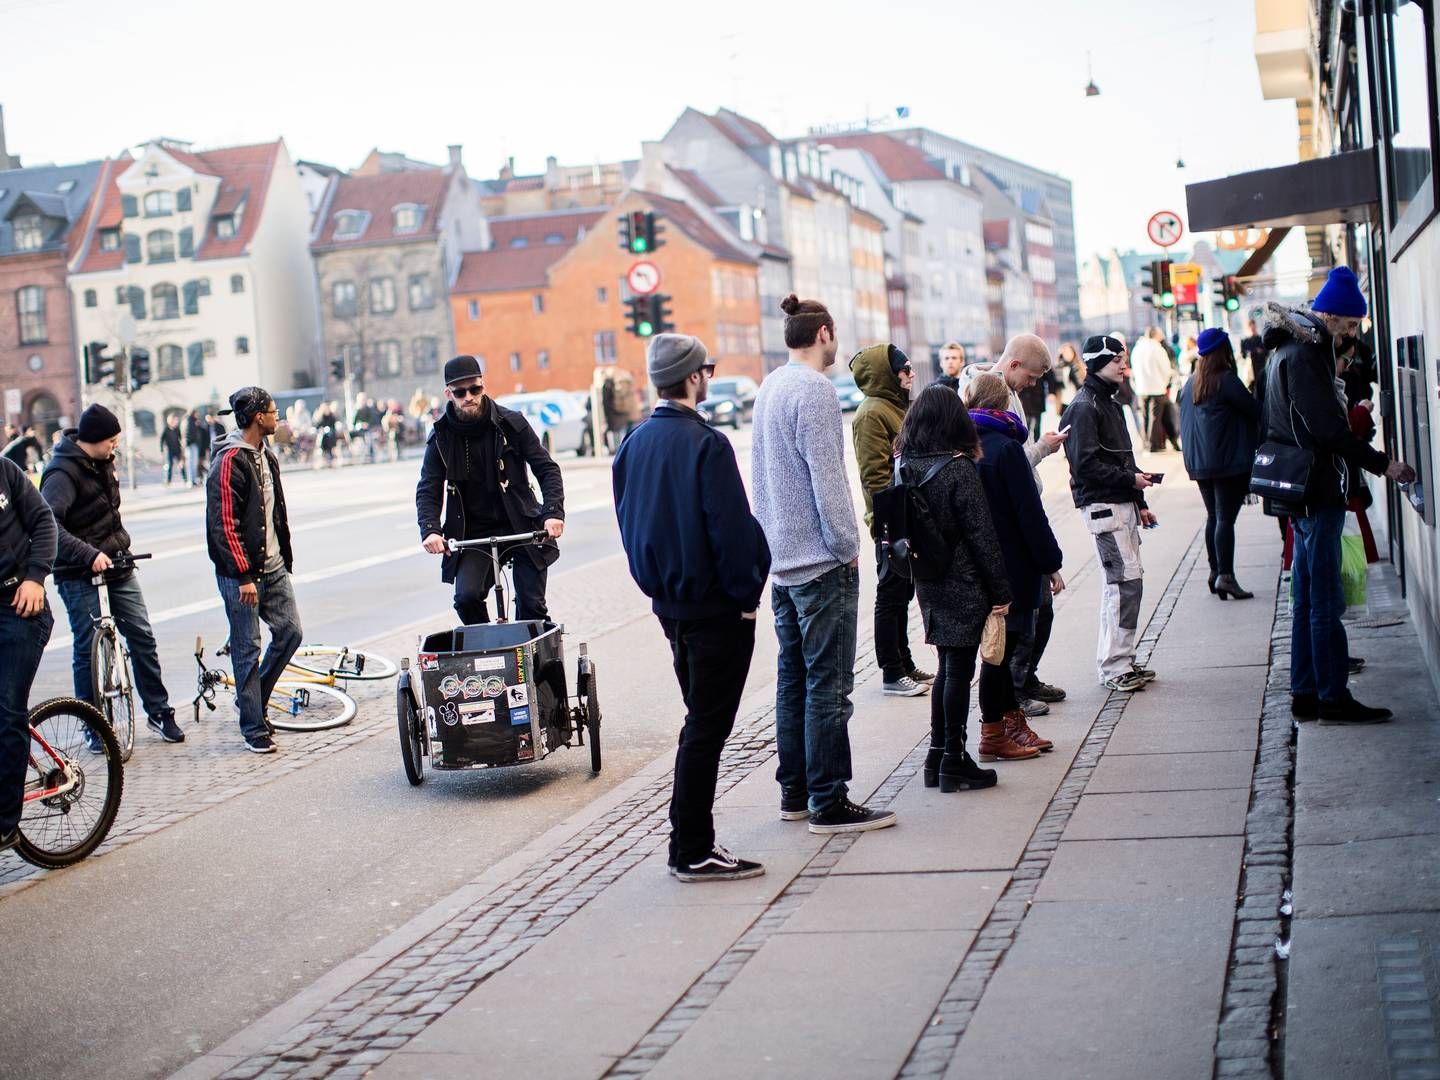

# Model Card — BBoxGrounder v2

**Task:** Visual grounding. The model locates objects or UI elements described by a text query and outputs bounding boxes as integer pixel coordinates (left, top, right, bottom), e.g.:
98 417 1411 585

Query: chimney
447 144 462 168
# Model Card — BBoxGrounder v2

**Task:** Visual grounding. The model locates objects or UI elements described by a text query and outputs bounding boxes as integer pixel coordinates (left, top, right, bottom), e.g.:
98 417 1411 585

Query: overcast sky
1 0 1304 270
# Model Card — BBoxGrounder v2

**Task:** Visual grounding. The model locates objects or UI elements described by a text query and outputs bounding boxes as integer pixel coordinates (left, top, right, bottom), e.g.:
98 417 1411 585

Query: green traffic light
632 239 647 253
1225 297 1240 312
1161 291 1175 309
638 321 654 336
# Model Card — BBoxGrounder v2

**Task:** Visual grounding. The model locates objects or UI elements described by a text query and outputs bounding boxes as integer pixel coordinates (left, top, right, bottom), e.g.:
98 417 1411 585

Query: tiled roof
488 209 605 249
666 166 727 208
0 159 105 259
639 191 754 264
704 109 779 152
452 245 570 293
821 134 945 182
720 110 779 146
312 167 451 249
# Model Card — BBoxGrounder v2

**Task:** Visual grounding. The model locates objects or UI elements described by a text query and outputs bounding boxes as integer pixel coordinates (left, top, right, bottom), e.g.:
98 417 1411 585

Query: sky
0 0 1308 274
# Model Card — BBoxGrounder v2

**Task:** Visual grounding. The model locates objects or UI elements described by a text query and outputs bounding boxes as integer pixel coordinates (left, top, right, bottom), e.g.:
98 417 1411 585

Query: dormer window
544 233 564 245
508 236 529 248
333 210 369 240
13 214 45 251
99 228 121 251
56 180 76 194
392 204 424 234
215 216 236 239
144 191 175 217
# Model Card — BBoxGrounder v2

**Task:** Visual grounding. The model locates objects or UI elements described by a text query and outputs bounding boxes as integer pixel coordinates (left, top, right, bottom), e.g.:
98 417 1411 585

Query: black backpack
871 456 954 583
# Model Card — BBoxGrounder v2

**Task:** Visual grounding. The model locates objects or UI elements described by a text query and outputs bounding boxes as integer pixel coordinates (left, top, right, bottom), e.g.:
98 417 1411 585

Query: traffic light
648 292 674 335
1157 260 1175 309
84 342 117 387
128 346 151 391
623 293 675 338
618 210 664 255
330 356 346 381
1215 275 1242 312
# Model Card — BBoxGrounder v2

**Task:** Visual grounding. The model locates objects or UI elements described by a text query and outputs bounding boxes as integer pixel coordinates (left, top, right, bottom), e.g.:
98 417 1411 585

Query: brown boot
1005 709 1052 753
978 720 1041 762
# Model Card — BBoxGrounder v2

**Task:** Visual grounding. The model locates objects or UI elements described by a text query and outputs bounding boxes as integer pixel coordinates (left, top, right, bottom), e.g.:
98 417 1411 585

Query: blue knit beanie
1312 266 1367 317
1196 328 1229 356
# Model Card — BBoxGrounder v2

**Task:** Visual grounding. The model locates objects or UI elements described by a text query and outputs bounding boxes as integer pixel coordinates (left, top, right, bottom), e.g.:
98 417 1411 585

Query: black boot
1214 574 1254 600
939 751 998 792
923 747 944 789
1207 572 1218 594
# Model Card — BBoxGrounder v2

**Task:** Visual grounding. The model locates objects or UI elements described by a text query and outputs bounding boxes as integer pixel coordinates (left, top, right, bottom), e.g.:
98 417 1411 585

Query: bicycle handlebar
111 552 153 569
446 532 546 552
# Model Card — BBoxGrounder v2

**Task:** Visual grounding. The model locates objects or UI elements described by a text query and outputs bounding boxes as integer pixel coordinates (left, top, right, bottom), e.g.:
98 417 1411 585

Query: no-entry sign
626 261 661 296
1146 211 1184 248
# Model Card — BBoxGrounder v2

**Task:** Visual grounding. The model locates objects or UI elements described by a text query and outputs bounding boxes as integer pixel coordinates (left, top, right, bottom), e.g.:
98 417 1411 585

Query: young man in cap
1061 336 1157 693
416 356 564 625
1259 268 1415 724
42 403 185 743
206 387 301 754
0 454 57 850
613 333 771 881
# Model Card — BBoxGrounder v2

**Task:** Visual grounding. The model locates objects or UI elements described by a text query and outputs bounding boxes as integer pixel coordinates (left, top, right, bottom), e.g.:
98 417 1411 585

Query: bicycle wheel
91 629 135 763
16 698 124 869
287 645 398 682
397 684 424 786
266 681 356 732
585 665 601 774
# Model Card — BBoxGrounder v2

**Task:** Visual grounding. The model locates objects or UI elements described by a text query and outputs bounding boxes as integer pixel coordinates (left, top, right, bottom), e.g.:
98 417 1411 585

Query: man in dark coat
185 409 210 487
416 356 564 625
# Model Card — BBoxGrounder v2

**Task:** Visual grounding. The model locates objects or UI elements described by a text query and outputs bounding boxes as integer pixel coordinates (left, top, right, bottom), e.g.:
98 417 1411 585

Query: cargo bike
395 531 600 785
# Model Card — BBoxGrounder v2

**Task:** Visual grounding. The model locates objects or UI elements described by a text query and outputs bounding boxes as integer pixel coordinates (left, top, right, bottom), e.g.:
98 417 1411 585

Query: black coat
1259 303 1389 514
974 426 1064 614
1178 371 1261 481
416 400 565 583
1060 374 1147 510
40 433 132 581
901 452 1011 649
205 434 294 583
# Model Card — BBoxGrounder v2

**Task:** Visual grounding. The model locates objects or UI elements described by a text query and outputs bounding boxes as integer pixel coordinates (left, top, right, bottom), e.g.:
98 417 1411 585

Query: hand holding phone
1147 472 1165 484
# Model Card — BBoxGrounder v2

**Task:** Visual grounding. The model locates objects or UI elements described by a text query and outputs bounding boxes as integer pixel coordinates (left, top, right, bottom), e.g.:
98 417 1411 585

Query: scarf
970 408 1027 441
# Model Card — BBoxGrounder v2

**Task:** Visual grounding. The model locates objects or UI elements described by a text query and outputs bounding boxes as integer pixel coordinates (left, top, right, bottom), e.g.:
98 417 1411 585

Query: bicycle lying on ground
88 551 153 762
190 637 396 731
12 697 124 869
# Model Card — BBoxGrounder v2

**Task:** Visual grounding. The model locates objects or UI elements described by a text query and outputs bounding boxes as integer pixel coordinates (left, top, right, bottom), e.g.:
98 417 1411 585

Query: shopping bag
980 611 1006 666
1339 533 1367 608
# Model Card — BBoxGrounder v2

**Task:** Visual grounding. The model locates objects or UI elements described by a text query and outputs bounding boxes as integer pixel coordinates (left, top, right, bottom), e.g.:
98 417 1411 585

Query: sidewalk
172 475 1437 1080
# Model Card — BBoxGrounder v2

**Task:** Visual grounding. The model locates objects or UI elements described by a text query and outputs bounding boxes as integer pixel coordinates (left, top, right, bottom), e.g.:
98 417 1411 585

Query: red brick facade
0 250 81 435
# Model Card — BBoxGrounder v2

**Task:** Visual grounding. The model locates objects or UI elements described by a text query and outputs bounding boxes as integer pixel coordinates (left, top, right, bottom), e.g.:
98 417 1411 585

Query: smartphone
1147 472 1165 484
1058 425 1071 435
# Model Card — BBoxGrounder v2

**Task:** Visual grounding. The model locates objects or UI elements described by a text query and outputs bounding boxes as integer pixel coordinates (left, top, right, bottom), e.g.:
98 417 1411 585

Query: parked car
707 376 758 423
495 391 593 457
829 372 865 412
698 393 742 429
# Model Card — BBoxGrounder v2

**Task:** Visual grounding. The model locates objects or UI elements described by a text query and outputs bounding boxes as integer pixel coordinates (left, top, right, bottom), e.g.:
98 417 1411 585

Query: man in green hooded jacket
850 343 930 696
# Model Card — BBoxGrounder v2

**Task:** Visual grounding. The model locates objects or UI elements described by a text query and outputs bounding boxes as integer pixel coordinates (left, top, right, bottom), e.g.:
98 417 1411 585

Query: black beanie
888 345 911 374
77 404 121 443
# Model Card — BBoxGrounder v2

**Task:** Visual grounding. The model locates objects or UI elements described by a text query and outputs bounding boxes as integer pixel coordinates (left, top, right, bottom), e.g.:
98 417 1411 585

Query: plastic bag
1340 533 1367 608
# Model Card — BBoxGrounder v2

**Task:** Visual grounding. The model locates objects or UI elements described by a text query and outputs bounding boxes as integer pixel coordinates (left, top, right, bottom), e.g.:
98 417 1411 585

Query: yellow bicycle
189 638 393 731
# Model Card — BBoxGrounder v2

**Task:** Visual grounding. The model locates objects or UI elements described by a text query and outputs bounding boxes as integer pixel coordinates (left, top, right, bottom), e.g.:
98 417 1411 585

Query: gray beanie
646 333 708 387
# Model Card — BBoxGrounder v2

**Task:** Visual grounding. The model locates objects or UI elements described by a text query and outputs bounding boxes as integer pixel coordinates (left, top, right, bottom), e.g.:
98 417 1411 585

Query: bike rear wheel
266 682 356 732
397 684 424 786
91 629 135 763
17 698 124 869
287 645 397 682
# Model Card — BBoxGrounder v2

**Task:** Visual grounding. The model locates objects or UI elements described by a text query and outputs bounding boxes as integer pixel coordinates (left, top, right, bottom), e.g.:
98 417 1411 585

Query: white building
69 138 320 432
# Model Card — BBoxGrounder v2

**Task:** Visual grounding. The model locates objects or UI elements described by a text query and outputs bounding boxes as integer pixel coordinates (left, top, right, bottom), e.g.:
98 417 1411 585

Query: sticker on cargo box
459 700 496 725
505 684 530 707
509 705 530 726
439 702 460 727
473 655 506 672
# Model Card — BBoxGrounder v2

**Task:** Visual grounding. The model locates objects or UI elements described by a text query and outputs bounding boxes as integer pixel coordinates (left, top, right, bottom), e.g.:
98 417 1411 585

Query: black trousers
1197 474 1250 577
874 544 917 681
1010 589 1054 692
658 612 756 866
978 629 1023 722
930 643 979 756
454 549 549 624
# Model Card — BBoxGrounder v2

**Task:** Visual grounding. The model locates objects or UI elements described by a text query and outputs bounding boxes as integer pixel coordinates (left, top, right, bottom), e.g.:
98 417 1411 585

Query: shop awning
1185 148 1379 232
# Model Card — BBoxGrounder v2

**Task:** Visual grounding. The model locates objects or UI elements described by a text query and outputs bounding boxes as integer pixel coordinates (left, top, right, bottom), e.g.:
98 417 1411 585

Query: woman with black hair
896 385 1013 792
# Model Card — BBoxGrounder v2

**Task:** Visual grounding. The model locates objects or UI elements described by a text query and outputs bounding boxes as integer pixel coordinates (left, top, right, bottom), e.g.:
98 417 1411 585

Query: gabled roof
820 133 946 183
488 208 605 249
453 245 570 294
312 167 451 250
703 109 779 152
0 159 105 259
639 191 755 264
666 166 727 208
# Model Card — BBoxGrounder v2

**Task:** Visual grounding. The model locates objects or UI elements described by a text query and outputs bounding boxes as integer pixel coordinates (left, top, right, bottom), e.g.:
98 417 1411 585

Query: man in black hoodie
1061 336 1158 694
42 404 184 743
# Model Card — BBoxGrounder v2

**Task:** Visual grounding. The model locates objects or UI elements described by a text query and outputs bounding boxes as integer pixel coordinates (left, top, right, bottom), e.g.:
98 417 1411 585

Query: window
17 286 46 344
544 233 564 245
121 194 138 219
407 273 434 311
412 337 439 374
538 349 550 370
127 286 145 320
152 283 179 320
509 352 522 373
124 234 141 263
235 336 250 355
176 187 192 212
99 228 120 251
332 280 357 317
215 217 236 240
13 214 45 251
148 229 176 263
392 204 424 233
56 179 75 194
332 210 368 240
1379 0 1436 223
369 277 396 314
84 289 97 308
375 339 402 376
230 273 245 294
157 344 184 381
509 236 530 248
593 330 617 364
186 342 205 377
178 227 194 257
197 278 211 297
467 299 480 320
532 293 544 314
143 191 174 217
596 286 607 303
203 339 216 358
182 280 200 315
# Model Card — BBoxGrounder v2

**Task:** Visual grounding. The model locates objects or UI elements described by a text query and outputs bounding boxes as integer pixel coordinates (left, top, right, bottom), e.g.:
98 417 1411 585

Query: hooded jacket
415 398 565 583
205 431 293 583
1060 373 1148 510
850 344 908 532
1259 302 1389 514
40 431 132 581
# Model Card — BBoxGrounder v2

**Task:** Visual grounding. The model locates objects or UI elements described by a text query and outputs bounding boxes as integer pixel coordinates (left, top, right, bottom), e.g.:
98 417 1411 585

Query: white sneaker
883 676 928 697
1101 671 1148 693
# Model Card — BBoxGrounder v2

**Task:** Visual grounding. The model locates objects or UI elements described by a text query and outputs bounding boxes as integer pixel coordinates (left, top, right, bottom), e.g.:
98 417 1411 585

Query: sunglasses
450 384 485 398
700 364 717 377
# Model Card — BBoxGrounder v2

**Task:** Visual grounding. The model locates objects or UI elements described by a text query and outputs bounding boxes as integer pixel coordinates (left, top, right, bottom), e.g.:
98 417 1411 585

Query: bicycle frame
446 531 546 625
24 728 80 803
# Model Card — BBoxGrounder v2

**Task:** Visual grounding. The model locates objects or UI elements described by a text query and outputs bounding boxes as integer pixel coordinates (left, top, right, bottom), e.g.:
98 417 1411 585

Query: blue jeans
1291 508 1348 702
217 569 303 740
56 573 173 720
0 601 53 833
772 563 858 813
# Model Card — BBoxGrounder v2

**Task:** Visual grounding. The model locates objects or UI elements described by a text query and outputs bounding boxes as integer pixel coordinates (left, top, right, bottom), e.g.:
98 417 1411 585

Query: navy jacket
974 424 1063 614
1178 370 1261 481
612 404 770 620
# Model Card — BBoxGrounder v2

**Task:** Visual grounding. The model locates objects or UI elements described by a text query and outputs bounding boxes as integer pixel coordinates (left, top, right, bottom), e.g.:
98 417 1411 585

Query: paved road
0 430 795 1080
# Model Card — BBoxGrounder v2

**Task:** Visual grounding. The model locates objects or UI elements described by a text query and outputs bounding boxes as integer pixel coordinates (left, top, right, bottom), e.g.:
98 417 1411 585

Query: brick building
451 193 762 397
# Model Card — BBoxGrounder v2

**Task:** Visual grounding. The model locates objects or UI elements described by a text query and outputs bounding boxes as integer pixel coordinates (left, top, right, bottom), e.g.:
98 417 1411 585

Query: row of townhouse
1 106 1080 436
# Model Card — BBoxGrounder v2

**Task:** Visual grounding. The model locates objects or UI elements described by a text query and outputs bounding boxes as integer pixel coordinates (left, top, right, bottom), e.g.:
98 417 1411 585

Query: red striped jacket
204 434 293 583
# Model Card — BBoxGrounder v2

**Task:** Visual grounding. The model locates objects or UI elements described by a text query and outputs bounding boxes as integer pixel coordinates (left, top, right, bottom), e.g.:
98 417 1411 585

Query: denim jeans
772 563 858 813
873 542 916 682
217 569 304 740
56 573 173 720
1290 508 1348 702
186 444 202 486
0 601 52 833
658 612 756 866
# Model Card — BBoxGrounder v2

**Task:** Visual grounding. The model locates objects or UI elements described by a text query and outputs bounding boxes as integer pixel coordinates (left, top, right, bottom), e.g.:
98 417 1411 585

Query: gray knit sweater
750 363 862 587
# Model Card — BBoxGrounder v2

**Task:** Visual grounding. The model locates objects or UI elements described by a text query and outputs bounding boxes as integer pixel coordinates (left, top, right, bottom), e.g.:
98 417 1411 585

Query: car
697 392 742 429
707 376 758 423
495 391 594 457
829 372 864 412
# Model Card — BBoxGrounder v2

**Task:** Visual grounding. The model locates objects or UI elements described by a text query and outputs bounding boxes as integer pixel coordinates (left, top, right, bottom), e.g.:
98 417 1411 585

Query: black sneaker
780 787 809 821
244 734 277 754
809 798 897 835
674 845 764 882
1318 697 1393 725
1348 656 1366 675
1023 678 1067 703
0 826 19 853
148 713 186 743
1291 693 1319 721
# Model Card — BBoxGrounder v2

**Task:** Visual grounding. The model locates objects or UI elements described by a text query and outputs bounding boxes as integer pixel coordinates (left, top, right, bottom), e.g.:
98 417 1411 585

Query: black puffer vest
42 432 131 580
